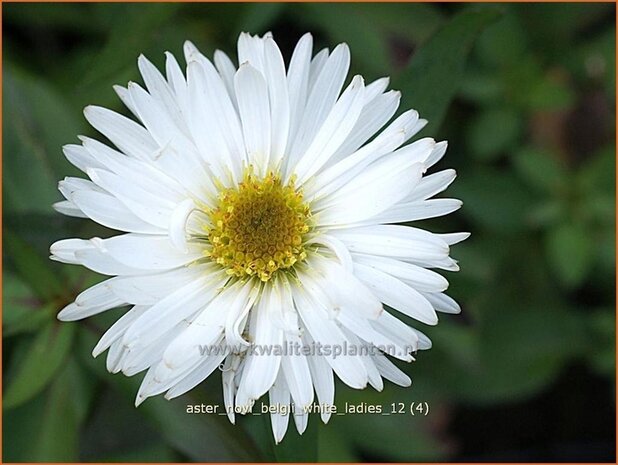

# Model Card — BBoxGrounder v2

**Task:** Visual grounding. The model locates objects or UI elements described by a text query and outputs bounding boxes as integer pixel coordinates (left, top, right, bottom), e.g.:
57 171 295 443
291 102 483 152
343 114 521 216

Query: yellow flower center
205 170 311 282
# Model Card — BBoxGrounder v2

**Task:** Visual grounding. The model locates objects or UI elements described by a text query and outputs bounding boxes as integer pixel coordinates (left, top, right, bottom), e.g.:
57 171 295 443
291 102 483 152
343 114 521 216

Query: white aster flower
51 31 468 443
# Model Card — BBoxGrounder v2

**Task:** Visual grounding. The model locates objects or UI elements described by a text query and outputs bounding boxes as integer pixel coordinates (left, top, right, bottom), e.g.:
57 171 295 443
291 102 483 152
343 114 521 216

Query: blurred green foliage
3 3 615 462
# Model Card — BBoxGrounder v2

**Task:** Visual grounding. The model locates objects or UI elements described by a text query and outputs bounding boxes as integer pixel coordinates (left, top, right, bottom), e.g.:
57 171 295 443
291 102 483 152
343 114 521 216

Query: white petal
361 198 462 225
286 43 351 176
352 253 449 293
83 105 158 160
331 225 449 263
165 349 227 400
107 264 211 305
422 291 462 314
122 272 226 350
354 262 438 325
315 160 424 227
263 37 290 169
58 278 125 321
372 353 411 387
53 200 87 218
285 33 313 159
236 288 283 403
329 89 400 163
406 169 457 201
293 75 365 185
98 233 202 270
71 189 164 234
214 50 238 108
294 284 368 389
234 63 271 174
269 370 291 444
93 305 149 357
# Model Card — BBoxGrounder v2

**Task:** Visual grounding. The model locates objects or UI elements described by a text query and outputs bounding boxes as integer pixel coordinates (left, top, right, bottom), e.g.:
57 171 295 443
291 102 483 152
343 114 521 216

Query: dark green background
3 2 616 462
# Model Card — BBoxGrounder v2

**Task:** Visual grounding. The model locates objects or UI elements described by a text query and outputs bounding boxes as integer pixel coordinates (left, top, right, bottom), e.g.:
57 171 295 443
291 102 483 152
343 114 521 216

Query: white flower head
51 31 468 443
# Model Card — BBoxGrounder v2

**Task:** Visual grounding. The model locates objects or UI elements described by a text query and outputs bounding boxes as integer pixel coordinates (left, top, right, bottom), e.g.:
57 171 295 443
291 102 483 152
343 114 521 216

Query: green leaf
3 302 55 338
3 272 40 328
545 222 594 288
467 107 522 161
4 232 66 301
77 4 181 100
451 168 536 233
587 308 616 378
526 74 575 110
32 360 86 461
395 6 501 134
4 322 75 409
3 65 81 214
513 146 568 193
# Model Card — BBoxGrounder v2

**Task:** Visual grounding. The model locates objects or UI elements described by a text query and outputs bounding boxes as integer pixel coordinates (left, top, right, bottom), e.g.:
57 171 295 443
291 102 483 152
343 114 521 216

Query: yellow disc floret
205 170 311 282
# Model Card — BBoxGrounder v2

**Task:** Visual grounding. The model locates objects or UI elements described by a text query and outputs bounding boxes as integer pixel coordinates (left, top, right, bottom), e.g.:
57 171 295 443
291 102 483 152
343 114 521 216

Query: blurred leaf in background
3 2 615 462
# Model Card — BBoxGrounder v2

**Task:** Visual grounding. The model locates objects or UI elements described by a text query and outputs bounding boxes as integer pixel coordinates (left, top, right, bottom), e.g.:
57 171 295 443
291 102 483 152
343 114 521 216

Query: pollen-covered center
205 171 311 282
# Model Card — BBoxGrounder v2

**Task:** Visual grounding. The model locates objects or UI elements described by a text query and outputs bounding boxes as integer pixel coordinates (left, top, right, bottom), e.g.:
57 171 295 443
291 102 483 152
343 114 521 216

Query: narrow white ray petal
329 89 400 163
122 272 227 350
50 238 146 276
161 281 250 372
83 105 158 160
422 291 462 314
280 342 314 410
286 43 351 174
293 403 309 435
364 76 390 102
307 48 329 92
331 225 449 263
372 352 412 387
86 168 175 228
106 264 212 305
52 200 87 218
264 37 290 169
269 370 291 444
98 234 202 270
437 232 470 245
352 253 449 293
360 198 463 225
406 169 457 201
165 349 227 400
138 54 187 134
93 305 149 357
237 31 266 73
315 160 424 227
236 287 283 403
285 32 313 161
164 51 190 117
113 85 139 117
234 63 271 174
307 112 422 200
345 331 383 391
304 333 335 423
71 190 164 234
370 310 420 352
354 262 438 325
58 278 126 321
293 75 365 185
294 284 369 389
214 49 238 108
62 144 105 172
